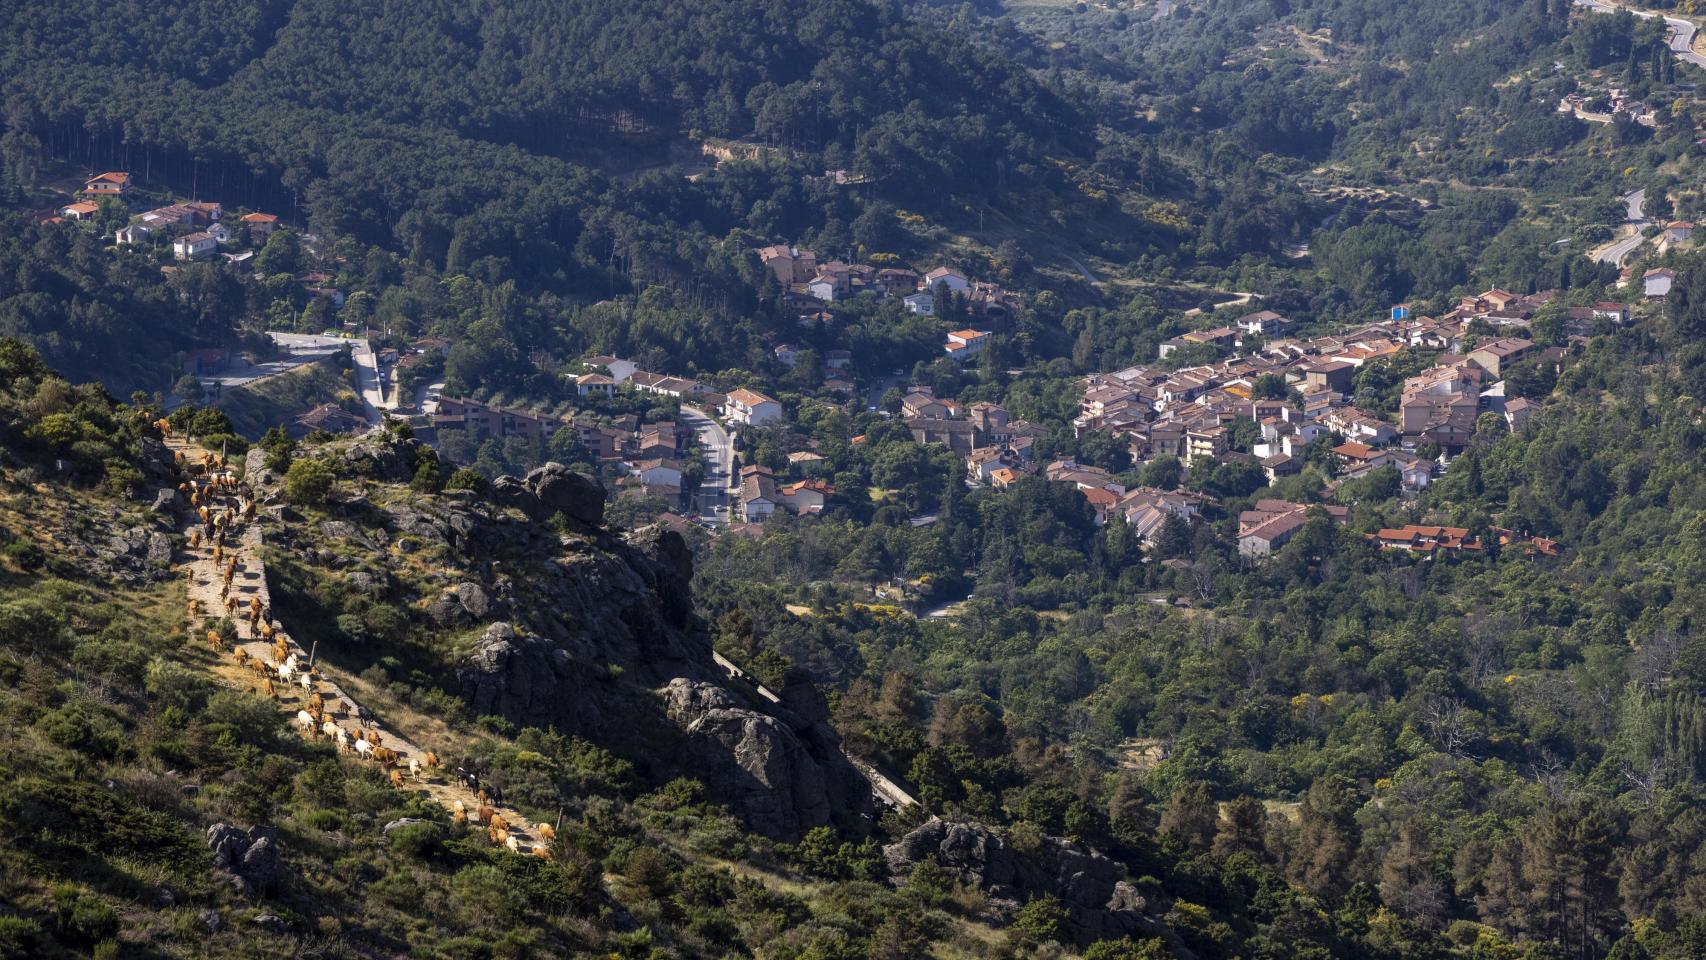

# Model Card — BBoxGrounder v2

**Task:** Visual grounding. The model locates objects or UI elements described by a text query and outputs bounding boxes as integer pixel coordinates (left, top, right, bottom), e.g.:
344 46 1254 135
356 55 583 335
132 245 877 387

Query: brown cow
389 769 404 788
424 751 440 768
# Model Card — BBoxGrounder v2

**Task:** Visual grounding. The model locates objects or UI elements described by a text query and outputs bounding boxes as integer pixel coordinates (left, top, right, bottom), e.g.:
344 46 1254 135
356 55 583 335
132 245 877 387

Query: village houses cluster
32 171 1610 561
756 244 1017 362
426 354 829 524
1057 291 1628 557
49 172 280 267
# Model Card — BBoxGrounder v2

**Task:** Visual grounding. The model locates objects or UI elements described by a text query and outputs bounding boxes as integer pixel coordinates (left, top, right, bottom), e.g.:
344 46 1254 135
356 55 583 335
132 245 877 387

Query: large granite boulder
243 448 284 499
528 462 605 528
884 818 1178 948
461 623 581 725
338 433 418 482
207 823 284 897
662 678 862 839
137 436 178 481
490 463 605 529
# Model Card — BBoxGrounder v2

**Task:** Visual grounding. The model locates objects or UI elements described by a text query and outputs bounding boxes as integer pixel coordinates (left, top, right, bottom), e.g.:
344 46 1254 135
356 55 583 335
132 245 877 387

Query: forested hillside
10 0 1706 957
693 254 1706 960
0 0 1085 271
0 218 238 388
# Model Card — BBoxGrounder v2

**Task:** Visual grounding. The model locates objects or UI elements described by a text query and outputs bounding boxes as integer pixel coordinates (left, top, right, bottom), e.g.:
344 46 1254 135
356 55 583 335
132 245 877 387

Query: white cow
409 757 422 779
295 710 316 734
354 739 374 759
321 720 341 739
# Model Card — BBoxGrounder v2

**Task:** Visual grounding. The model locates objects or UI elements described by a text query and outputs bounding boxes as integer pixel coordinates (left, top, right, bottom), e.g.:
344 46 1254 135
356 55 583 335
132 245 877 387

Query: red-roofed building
83 171 131 196
241 212 279 242
725 388 783 426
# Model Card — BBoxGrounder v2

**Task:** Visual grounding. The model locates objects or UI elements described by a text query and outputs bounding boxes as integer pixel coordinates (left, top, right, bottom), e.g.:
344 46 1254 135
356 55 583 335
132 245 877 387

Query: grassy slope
213 359 357 439
0 454 1029 958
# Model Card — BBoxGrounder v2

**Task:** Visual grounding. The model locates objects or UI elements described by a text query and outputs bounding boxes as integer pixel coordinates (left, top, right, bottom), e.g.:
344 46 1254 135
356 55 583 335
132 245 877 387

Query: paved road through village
681 405 735 522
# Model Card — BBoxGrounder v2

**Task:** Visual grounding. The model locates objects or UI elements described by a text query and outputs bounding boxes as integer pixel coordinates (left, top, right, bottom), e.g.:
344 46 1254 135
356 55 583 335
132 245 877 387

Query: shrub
445 467 486 494
0 915 42 958
451 864 525 926
145 658 209 711
411 455 442 493
38 705 105 755
201 690 281 746
1011 894 1070 945
1083 937 1172 960
623 847 674 899
285 458 335 505
188 408 234 437
100 458 146 497
259 426 295 473
198 432 250 457
2 540 45 570
51 884 119 946
388 822 443 860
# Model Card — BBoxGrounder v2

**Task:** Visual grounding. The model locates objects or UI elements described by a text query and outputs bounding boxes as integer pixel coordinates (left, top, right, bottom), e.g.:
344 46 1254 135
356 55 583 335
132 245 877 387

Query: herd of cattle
162 422 555 858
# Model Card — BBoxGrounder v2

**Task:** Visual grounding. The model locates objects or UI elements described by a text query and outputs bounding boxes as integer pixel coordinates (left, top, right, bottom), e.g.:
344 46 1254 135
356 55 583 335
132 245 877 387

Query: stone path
168 438 554 857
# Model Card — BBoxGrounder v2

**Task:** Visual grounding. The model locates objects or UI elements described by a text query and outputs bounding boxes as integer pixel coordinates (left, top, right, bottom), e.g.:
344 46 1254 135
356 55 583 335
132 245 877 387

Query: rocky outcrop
491 462 605 529
284 446 870 840
884 818 1177 948
149 488 179 515
242 447 284 499
87 525 174 584
426 581 503 625
337 433 420 482
207 823 285 898
462 622 583 725
449 523 869 838
661 679 874 838
137 436 178 482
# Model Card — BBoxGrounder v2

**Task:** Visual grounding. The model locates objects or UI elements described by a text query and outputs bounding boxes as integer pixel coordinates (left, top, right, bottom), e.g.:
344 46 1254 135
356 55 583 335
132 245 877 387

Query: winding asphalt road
1592 188 1648 267
1574 0 1706 68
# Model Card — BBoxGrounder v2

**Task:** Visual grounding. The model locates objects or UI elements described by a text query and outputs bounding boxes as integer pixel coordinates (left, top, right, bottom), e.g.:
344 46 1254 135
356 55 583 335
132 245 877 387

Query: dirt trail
168 438 554 858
